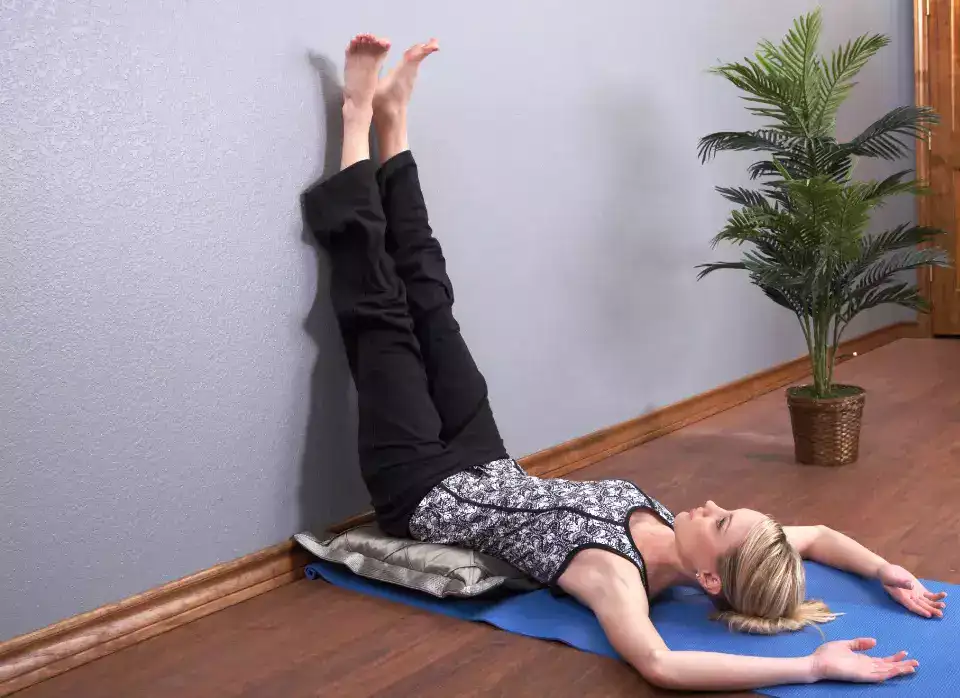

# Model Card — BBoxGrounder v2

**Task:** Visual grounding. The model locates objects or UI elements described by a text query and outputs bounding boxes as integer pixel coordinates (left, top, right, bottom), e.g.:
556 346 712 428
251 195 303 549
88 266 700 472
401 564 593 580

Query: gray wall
1 0 916 640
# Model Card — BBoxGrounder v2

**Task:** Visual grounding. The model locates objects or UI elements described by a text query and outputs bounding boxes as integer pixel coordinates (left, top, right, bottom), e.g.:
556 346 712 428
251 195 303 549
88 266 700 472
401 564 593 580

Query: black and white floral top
408 458 675 592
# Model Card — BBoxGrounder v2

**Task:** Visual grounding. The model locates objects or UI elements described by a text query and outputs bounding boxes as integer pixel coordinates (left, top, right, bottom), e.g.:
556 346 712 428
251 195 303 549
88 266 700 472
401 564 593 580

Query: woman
302 34 946 692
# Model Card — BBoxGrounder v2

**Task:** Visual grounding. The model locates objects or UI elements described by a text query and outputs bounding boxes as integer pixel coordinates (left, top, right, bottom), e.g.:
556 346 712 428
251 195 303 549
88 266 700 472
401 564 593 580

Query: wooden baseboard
0 542 310 697
0 321 916 696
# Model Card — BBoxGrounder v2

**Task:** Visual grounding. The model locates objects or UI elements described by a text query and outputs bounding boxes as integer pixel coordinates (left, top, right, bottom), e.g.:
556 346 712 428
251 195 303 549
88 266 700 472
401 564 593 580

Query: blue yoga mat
306 560 956 697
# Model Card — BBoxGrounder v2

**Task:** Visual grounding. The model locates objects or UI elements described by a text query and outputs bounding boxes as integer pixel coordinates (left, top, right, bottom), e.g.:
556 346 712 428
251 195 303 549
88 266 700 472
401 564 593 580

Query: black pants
302 151 509 537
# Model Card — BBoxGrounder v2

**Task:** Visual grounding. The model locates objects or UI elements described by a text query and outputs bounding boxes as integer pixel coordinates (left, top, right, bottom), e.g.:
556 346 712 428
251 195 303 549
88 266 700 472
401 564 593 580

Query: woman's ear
697 570 723 596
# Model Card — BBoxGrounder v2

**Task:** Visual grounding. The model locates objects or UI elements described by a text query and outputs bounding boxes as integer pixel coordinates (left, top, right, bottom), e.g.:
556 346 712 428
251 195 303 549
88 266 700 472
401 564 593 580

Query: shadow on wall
295 52 369 533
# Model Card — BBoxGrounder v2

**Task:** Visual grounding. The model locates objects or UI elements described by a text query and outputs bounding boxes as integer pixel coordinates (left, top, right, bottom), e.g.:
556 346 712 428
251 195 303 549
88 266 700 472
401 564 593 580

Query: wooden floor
17 338 960 698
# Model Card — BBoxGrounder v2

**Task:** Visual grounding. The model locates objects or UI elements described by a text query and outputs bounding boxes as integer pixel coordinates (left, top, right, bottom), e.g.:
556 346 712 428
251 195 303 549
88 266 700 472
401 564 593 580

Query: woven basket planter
786 385 866 466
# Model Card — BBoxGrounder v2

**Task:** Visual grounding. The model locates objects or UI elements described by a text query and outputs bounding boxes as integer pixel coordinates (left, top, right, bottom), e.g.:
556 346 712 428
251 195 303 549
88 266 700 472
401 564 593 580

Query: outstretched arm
558 555 916 692
784 525 887 577
785 525 947 618
589 577 816 691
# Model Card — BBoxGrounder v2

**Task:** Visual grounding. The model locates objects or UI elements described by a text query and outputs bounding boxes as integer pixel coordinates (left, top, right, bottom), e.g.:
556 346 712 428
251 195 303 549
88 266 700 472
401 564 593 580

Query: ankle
343 100 374 125
378 140 410 164
373 102 406 127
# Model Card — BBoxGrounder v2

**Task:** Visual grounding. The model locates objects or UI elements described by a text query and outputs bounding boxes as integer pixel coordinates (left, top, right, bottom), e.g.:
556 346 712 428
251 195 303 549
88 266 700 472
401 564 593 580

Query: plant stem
799 312 814 360
811 309 819 396
800 311 816 395
827 317 845 388
811 305 830 398
810 320 818 396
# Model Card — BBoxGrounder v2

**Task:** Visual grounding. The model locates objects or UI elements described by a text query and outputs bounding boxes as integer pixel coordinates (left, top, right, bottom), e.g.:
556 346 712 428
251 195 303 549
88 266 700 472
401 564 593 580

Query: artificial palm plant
697 9 950 464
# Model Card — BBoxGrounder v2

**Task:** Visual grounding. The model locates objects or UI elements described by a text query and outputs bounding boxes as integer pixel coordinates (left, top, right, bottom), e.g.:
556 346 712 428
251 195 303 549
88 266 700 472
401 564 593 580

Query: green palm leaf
748 160 786 180
760 283 804 312
835 225 945 291
852 248 950 293
809 138 853 181
714 186 773 208
757 9 822 127
695 261 747 280
810 32 890 134
697 130 794 163
841 283 929 323
859 170 924 202
846 106 939 160
858 224 944 260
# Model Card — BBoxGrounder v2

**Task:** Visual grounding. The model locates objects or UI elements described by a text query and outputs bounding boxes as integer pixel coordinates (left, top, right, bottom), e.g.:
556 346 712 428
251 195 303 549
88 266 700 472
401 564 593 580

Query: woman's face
674 500 767 595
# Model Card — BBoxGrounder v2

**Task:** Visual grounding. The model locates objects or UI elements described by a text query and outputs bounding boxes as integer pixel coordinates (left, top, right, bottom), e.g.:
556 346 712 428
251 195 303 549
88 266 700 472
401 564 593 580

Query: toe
405 44 434 62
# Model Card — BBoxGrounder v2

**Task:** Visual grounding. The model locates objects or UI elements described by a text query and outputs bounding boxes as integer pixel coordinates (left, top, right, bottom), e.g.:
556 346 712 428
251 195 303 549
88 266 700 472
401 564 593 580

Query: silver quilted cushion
294 523 540 598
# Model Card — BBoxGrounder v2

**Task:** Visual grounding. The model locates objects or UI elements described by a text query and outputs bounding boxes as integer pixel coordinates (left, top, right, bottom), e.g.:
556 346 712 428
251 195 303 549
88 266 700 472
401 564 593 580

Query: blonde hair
711 518 839 634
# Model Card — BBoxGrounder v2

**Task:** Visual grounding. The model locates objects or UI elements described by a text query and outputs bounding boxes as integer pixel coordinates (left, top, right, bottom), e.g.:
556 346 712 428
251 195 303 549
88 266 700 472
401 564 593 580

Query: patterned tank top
408 458 675 592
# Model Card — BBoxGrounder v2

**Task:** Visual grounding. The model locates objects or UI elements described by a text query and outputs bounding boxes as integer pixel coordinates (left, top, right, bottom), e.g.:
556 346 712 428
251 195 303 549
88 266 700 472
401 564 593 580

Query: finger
918 597 945 617
885 664 917 680
874 660 918 680
924 590 948 601
848 637 877 651
882 655 918 668
893 661 918 673
903 597 933 617
917 596 944 617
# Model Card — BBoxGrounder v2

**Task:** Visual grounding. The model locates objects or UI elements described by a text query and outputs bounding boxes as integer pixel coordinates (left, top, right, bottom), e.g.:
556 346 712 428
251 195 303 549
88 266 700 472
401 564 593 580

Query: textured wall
1 0 916 640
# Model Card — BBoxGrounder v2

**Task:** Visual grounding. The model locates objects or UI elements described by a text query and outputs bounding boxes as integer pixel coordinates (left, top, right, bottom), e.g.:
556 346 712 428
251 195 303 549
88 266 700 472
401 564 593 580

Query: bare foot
340 34 390 170
343 33 391 117
373 38 439 118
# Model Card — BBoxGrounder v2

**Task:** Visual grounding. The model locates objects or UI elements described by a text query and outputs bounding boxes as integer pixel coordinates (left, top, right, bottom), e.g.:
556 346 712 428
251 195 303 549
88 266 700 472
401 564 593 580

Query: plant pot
786 385 866 466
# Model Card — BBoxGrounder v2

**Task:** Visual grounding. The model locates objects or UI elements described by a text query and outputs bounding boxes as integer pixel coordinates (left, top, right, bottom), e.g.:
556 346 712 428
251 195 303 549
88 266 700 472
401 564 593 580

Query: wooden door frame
915 0 936 337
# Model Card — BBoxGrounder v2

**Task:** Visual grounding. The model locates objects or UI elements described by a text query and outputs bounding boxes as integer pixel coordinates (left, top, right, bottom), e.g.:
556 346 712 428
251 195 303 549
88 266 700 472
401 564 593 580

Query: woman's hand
877 563 947 618
811 638 917 683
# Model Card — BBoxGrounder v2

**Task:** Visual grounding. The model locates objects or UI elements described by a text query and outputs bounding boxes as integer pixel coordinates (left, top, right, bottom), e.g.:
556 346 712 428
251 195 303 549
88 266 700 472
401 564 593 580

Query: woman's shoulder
557 548 650 606
609 479 676 525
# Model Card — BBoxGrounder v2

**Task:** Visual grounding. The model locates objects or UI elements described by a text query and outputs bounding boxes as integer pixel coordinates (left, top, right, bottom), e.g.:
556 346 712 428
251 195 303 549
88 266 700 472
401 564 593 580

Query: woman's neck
629 515 697 596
